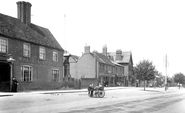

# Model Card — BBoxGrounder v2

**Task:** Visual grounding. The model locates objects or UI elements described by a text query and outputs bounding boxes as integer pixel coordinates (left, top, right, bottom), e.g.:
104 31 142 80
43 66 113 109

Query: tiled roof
108 51 133 64
64 54 79 62
94 52 114 66
71 55 79 62
0 13 63 51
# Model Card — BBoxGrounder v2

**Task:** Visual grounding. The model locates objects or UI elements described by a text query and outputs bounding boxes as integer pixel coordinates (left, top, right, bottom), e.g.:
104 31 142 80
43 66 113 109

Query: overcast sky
1 0 185 77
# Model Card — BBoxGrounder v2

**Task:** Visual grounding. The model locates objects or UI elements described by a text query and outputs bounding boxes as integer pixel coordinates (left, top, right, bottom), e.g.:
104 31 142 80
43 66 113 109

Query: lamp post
7 56 15 91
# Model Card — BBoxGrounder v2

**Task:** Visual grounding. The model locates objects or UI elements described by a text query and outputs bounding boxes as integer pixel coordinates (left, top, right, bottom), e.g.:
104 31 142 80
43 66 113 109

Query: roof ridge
94 52 114 65
94 52 105 63
0 13 63 51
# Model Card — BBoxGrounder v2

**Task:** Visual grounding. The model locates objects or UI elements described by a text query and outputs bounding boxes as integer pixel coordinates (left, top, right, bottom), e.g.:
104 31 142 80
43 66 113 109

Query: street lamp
7 56 15 62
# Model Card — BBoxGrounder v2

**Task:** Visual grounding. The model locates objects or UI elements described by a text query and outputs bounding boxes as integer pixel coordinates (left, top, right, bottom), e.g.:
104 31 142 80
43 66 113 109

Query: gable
78 53 94 63
108 51 133 65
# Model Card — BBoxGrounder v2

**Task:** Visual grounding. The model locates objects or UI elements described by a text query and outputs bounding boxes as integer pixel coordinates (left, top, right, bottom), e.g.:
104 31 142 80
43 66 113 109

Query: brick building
108 50 133 86
0 1 64 92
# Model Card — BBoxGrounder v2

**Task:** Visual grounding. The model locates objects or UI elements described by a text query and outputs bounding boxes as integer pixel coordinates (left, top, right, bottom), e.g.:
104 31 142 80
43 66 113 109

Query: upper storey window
23 43 31 57
39 46 46 60
53 50 58 62
0 37 8 53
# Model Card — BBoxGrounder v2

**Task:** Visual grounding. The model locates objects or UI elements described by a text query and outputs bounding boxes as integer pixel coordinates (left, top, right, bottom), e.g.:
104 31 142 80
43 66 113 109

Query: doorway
0 62 11 92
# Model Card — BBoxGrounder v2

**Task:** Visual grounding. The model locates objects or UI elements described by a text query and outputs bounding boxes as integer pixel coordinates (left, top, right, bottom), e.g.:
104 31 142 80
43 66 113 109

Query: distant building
0 1 64 91
108 49 134 86
77 45 125 87
63 53 79 80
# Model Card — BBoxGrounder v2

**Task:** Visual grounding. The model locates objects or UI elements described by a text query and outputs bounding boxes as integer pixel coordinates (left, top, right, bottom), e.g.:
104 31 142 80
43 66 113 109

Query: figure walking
12 77 19 92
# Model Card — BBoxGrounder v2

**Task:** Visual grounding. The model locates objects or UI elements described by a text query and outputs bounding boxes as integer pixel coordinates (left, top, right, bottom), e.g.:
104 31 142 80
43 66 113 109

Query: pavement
0 86 130 97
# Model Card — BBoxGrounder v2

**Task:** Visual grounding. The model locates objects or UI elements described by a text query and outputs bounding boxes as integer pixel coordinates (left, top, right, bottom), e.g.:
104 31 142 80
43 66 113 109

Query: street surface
0 87 185 113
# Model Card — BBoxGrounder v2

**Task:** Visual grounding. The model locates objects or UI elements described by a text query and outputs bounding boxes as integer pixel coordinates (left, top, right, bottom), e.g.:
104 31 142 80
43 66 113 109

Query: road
0 87 185 113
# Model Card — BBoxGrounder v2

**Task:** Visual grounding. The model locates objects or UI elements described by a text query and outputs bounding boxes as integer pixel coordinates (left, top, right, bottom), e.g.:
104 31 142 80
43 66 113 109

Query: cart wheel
98 90 105 98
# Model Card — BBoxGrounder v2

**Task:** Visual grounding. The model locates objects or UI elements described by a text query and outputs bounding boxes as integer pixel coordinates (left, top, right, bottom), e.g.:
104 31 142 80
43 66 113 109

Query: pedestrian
88 84 94 97
178 83 180 89
12 77 19 92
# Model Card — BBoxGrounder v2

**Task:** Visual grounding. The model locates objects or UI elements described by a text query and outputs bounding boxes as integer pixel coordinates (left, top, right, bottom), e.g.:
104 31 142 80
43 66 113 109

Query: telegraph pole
165 54 168 91
64 14 67 52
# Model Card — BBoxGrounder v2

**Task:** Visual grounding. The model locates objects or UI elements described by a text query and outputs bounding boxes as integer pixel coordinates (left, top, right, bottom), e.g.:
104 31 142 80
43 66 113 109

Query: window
21 65 32 81
0 38 8 53
52 69 59 82
23 43 31 57
53 50 58 62
39 46 46 60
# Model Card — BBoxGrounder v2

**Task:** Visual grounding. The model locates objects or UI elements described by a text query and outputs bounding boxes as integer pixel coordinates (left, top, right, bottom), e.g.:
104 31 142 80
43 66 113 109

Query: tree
173 73 185 89
134 59 156 90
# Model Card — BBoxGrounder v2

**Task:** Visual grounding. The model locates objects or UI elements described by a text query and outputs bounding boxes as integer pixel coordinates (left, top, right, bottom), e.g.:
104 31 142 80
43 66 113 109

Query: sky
1 0 185 77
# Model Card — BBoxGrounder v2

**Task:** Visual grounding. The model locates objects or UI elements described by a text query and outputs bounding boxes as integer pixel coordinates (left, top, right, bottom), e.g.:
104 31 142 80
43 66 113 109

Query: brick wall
8 38 64 91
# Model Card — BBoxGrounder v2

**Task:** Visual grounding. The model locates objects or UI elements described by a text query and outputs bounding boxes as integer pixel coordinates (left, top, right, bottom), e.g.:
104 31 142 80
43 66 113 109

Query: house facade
0 1 64 92
108 49 134 86
77 45 125 87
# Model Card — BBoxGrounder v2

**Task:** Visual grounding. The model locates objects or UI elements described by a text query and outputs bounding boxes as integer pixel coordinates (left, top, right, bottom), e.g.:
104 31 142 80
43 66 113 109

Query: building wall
115 65 124 76
77 54 96 79
124 66 129 77
118 64 128 77
81 78 98 88
69 57 77 79
7 37 63 91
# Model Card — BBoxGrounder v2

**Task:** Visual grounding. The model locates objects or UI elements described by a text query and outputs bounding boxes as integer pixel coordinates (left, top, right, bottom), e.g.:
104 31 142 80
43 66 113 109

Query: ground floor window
52 69 59 82
110 77 114 84
21 65 32 81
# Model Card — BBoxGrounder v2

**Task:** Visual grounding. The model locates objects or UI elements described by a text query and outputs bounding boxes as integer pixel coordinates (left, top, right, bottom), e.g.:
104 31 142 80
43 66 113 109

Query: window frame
23 43 31 57
21 65 33 82
0 37 8 53
39 46 46 60
53 50 58 62
52 69 60 82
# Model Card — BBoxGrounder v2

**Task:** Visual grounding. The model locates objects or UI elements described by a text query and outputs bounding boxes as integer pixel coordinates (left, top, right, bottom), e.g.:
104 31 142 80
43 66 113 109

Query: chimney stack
102 45 107 56
84 45 90 54
115 49 123 61
17 1 32 25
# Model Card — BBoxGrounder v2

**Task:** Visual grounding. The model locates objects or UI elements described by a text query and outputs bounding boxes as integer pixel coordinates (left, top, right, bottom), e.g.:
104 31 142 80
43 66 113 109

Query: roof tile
0 13 63 51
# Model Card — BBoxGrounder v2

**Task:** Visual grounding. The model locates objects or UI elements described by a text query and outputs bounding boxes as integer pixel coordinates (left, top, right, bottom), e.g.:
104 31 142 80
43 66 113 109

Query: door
0 62 10 92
